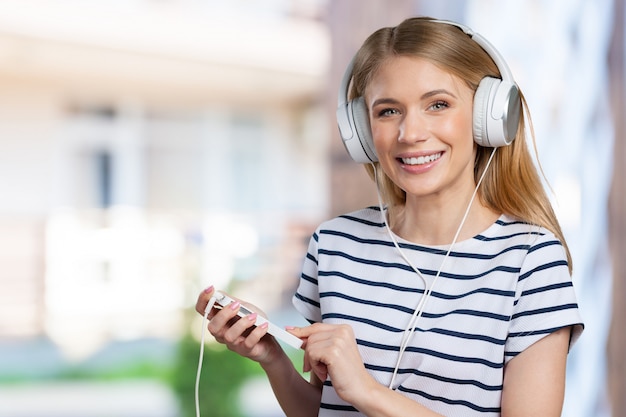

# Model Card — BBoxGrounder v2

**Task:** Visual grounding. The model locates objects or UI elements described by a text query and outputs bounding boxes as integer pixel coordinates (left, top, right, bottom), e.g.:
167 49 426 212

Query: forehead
365 55 469 98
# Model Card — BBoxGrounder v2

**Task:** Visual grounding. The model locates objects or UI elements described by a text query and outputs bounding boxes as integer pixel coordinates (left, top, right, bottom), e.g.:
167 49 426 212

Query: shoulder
304 206 389 257
316 206 386 235
486 216 572 290
502 215 567 267
479 214 547 238
479 215 565 250
467 214 565 262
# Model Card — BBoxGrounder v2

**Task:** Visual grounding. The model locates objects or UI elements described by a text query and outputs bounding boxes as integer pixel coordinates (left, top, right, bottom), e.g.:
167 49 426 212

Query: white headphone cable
195 295 217 417
373 147 498 389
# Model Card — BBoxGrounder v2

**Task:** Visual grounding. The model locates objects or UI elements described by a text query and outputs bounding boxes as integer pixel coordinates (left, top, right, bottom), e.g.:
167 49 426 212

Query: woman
196 17 583 417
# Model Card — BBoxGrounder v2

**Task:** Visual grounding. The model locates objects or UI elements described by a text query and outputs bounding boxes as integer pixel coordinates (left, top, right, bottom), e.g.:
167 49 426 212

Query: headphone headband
430 19 515 82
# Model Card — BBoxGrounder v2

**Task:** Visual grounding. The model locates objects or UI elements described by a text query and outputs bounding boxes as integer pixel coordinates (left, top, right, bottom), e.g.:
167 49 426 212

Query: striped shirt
292 207 584 417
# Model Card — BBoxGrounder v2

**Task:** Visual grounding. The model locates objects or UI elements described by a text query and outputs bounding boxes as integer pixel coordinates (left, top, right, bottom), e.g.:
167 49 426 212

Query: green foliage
170 334 263 417
0 348 174 385
59 359 173 382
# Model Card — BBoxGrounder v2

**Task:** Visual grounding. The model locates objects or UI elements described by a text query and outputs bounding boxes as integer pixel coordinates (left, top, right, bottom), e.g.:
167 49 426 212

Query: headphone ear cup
473 77 498 147
351 97 378 162
473 77 521 148
336 98 377 163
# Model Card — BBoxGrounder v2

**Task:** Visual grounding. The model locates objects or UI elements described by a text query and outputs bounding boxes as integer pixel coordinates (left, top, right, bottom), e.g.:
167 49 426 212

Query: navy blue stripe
293 292 319 309
435 286 515 300
511 303 579 320
319 248 520 280
320 302 509 323
321 310 506 345
518 260 568 282
305 251 317 265
319 284 515 312
299 272 317 285
319 248 418 273
495 218 530 227
320 403 358 412
321 291 418 314
319 381 359 412
416 308 510 322
321 288 514 308
339 212 385 228
318 270 425 293
357 339 503 368
527 239 563 254
367 363 503 391
397 386 501 413
430 244 529 260
322 312 404 332
474 230 542 242
521 281 573 296
320 228 532 261
508 323 579 338
320 229 398 249
428 327 505 345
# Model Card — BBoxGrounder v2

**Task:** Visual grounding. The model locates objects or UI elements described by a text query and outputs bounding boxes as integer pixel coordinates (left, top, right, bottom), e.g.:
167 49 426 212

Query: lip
396 151 444 172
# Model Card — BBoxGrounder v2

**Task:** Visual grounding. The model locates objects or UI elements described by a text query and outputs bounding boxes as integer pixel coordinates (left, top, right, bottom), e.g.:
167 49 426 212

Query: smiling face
365 55 477 206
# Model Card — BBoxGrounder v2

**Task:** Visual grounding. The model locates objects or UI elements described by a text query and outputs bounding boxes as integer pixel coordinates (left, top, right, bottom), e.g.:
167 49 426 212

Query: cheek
371 124 395 152
443 112 475 147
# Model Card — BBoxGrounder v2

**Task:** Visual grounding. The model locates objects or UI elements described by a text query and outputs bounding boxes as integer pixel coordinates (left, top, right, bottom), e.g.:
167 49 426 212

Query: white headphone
336 19 522 163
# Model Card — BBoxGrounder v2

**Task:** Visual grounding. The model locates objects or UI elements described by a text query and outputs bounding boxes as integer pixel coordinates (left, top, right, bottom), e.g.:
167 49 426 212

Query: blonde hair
351 17 573 274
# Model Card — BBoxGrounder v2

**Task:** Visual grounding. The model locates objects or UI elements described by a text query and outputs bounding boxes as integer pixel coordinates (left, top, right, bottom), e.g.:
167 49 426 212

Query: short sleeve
504 231 584 363
292 230 322 323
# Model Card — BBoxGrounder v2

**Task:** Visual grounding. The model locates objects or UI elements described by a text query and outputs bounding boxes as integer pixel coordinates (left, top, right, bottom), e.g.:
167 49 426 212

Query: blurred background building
0 0 623 416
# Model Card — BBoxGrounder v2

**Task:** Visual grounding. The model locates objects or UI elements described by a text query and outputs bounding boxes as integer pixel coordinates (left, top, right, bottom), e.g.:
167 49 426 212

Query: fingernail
229 301 240 310
247 313 258 321
260 322 269 329
203 285 214 294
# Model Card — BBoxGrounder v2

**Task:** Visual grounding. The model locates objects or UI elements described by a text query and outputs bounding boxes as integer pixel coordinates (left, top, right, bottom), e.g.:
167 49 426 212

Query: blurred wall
0 0 331 355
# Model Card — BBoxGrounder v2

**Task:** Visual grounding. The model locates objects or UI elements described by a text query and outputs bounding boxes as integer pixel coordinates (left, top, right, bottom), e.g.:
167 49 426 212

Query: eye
377 108 400 117
429 100 449 111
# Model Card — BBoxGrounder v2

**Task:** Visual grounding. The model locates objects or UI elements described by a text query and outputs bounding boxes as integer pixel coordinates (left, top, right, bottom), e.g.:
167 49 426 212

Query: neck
390 190 499 246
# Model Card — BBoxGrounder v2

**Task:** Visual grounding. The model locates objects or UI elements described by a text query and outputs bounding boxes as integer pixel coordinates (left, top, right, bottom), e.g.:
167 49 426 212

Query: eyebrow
422 89 457 100
370 89 457 108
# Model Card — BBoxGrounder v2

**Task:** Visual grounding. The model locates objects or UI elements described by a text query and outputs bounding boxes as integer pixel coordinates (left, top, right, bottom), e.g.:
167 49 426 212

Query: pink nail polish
229 301 240 310
203 285 214 294
247 313 258 321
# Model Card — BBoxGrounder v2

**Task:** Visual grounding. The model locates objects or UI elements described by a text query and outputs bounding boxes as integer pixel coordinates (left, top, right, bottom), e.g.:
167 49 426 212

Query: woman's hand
288 323 377 405
195 286 282 365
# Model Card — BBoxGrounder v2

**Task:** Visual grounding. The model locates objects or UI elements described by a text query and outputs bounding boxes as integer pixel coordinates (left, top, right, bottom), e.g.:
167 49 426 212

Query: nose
398 113 428 143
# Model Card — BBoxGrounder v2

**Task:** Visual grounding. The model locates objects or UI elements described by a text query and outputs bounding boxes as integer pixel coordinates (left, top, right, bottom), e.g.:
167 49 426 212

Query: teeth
401 153 442 165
